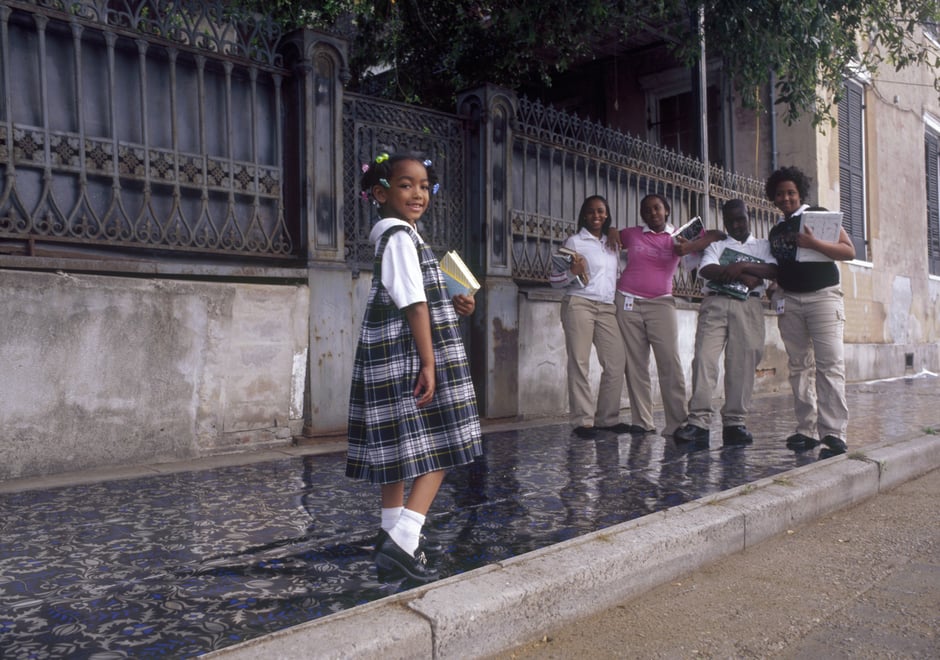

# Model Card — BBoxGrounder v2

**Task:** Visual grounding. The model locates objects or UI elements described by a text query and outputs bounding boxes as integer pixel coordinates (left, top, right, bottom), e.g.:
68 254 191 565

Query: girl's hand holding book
452 294 475 316
569 254 588 277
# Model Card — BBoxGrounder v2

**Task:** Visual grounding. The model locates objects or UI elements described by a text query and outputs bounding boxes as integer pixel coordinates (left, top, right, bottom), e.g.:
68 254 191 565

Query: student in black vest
765 166 855 457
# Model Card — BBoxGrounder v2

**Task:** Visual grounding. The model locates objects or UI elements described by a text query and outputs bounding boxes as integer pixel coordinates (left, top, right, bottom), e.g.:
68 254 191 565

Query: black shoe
374 535 440 583
674 424 709 444
596 422 633 434
786 433 819 451
819 435 847 458
373 529 443 559
722 425 753 446
573 425 598 438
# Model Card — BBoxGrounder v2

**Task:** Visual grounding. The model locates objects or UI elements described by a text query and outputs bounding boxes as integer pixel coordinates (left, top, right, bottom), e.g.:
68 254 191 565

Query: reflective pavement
1 374 937 658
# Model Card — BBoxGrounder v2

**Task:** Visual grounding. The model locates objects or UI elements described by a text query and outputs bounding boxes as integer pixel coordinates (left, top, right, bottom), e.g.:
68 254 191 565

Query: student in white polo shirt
673 199 777 447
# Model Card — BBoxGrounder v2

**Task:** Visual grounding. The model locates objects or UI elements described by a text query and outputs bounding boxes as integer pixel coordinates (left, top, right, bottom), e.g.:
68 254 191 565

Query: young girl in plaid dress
347 152 482 583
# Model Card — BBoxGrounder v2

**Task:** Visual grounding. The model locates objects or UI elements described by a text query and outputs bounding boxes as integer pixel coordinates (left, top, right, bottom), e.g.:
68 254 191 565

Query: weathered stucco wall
0 270 309 480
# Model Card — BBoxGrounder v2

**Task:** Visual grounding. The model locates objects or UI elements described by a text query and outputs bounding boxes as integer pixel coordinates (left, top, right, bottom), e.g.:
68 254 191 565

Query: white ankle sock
381 506 403 532
388 508 425 557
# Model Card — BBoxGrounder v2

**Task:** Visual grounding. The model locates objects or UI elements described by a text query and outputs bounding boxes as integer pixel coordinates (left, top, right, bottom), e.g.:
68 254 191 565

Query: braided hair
360 151 440 200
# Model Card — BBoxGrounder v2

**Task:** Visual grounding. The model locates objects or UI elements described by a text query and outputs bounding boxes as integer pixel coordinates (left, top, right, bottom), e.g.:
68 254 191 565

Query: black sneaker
674 424 709 444
819 435 848 458
786 433 819 451
722 425 753 446
573 425 598 438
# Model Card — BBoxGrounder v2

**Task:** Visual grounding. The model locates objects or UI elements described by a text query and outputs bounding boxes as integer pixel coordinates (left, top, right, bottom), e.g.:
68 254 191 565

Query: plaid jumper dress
346 225 483 484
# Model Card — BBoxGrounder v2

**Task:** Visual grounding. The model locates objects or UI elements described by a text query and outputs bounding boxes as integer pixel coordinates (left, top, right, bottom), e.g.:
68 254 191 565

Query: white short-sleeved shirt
369 218 427 309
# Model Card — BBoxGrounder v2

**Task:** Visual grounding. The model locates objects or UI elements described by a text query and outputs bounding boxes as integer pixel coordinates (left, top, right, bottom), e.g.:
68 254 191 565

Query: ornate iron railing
509 96 777 297
342 92 467 270
0 0 295 261
14 0 286 67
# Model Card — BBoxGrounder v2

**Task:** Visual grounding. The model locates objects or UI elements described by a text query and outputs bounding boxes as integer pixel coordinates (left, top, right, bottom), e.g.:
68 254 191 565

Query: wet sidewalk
1 375 938 658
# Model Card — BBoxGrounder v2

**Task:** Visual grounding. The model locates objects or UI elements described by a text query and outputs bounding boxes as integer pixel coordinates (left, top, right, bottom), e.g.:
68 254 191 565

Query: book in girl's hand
671 216 704 243
440 251 481 297
552 246 589 286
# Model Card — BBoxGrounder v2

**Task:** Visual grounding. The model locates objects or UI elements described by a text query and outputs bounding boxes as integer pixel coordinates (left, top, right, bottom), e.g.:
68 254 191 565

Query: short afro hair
765 166 810 202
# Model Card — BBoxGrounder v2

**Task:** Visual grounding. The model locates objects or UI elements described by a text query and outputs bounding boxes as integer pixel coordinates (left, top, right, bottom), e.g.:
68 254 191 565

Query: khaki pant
560 295 625 427
615 293 688 435
777 285 849 439
686 295 765 428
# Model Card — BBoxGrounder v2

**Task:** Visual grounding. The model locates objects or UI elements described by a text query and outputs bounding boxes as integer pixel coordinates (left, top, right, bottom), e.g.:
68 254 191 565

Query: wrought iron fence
0 0 295 261
342 92 467 271
508 96 777 297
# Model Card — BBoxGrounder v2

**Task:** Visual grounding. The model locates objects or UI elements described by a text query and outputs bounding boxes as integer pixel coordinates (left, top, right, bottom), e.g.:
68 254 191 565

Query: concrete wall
0 270 309 480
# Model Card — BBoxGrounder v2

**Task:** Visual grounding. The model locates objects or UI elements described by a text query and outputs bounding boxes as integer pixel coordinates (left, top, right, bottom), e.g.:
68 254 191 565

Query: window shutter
838 82 866 257
926 132 940 276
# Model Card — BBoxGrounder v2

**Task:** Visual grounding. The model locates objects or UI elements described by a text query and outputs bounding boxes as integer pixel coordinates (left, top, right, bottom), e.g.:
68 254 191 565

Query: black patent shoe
786 433 819 451
819 435 848 458
674 424 709 444
596 422 633 434
374 535 440 583
722 425 753 446
373 529 443 559
573 425 598 438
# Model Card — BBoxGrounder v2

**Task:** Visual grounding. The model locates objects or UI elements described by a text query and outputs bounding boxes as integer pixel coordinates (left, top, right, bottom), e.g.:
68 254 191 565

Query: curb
204 434 940 659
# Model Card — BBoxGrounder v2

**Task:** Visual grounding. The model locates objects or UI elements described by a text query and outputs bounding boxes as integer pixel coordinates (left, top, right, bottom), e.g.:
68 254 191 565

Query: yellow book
439 251 481 296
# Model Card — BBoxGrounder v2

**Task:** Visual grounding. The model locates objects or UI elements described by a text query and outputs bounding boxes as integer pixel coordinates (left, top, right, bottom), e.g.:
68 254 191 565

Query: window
926 128 940 276
838 79 867 258
654 86 723 166
641 62 728 168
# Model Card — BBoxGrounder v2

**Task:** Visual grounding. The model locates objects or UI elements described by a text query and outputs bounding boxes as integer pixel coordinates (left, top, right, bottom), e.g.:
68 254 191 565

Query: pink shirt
616 225 679 298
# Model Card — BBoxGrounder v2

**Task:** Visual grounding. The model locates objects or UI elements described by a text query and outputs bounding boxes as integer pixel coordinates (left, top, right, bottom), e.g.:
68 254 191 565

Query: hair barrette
379 178 390 188
423 159 432 167
432 182 440 195
360 190 369 200
361 163 370 173
375 153 389 164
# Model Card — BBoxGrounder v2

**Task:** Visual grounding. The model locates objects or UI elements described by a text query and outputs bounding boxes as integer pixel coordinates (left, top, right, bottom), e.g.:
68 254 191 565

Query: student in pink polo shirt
614 194 724 436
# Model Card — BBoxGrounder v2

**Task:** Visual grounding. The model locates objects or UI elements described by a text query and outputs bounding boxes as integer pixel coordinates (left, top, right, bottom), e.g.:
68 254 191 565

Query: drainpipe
769 70 778 171
697 4 710 226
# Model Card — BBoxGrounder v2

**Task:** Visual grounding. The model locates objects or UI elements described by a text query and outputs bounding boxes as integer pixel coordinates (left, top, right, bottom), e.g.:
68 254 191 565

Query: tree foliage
236 0 940 124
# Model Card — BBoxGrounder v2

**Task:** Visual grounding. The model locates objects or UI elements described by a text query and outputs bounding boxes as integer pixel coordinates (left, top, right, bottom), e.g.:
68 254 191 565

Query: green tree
235 0 940 124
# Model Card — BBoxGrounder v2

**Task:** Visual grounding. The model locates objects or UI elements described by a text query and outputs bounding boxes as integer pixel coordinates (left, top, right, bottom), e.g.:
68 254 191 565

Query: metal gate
341 92 468 270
